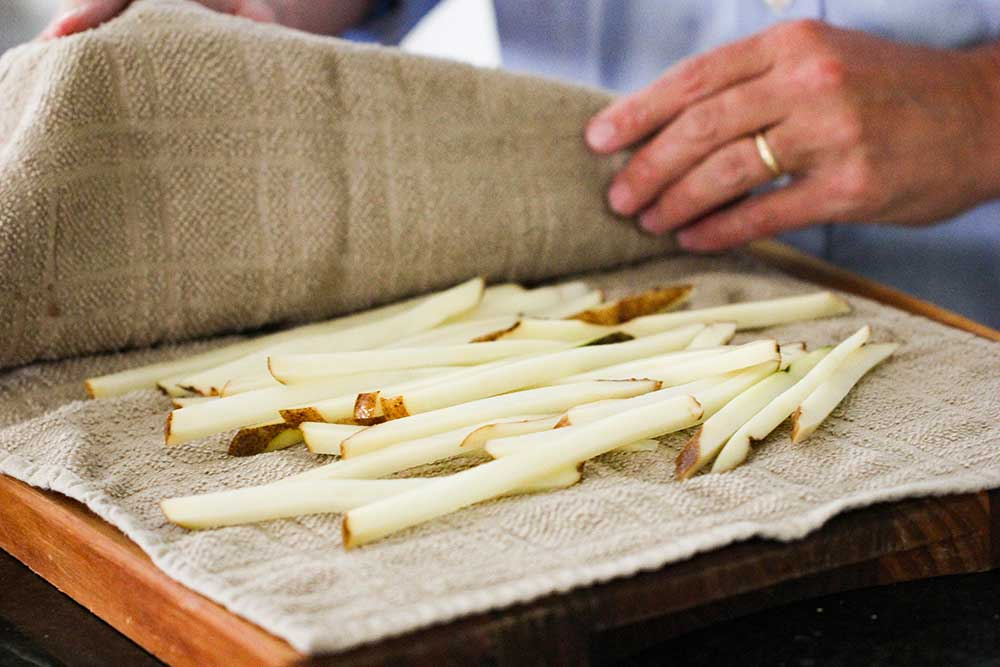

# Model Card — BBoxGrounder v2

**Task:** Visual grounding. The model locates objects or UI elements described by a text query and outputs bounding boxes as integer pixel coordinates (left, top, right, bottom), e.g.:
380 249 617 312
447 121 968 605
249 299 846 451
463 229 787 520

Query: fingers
674 178 831 252
586 34 772 154
637 124 798 235
40 0 131 39
607 75 789 216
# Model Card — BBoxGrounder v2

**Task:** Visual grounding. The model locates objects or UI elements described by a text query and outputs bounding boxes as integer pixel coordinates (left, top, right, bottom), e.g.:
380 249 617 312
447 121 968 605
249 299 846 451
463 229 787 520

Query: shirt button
764 0 794 11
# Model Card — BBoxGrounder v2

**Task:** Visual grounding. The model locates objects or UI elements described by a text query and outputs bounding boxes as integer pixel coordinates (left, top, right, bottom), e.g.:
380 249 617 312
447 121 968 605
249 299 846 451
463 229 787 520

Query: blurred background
0 0 502 64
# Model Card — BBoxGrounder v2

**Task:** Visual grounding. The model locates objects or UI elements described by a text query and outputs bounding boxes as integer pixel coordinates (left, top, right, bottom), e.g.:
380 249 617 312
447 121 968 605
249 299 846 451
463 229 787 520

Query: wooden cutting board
2 241 998 667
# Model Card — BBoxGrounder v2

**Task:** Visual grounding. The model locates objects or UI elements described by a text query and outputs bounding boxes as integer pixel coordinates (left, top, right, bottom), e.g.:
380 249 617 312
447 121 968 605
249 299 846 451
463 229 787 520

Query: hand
39 0 372 40
586 20 1000 251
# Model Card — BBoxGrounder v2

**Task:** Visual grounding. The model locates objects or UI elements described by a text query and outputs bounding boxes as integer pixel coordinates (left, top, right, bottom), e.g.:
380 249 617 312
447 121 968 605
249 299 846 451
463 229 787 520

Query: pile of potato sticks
84 278 895 548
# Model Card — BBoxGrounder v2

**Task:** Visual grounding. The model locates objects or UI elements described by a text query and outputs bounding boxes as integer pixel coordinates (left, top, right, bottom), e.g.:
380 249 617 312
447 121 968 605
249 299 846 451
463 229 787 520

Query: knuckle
674 55 710 102
830 107 864 147
712 147 754 191
773 19 828 48
800 56 847 93
625 152 662 188
677 103 720 143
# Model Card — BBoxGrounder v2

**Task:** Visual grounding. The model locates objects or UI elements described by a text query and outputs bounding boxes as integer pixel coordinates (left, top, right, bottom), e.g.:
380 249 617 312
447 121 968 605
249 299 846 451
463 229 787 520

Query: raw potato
342 395 703 548
484 427 659 458
176 277 485 396
228 421 303 457
385 316 519 348
162 479 432 529
267 341 562 384
556 348 725 383
163 465 583 530
171 396 217 409
559 340 779 387
712 326 870 473
459 416 563 450
574 285 692 325
299 422 366 454
560 376 724 426
340 379 662 458
377 325 704 419
622 292 851 337
791 343 897 443
474 319 612 343
685 322 736 349
535 290 605 319
165 368 450 445
674 349 829 479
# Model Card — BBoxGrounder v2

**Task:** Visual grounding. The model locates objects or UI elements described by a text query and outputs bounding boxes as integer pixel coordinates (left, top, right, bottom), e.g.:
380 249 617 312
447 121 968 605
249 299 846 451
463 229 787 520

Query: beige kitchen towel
0 0 673 369
2 253 999 654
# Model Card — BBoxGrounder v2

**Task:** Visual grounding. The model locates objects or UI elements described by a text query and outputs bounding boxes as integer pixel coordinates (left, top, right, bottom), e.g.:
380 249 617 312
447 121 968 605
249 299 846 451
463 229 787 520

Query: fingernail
639 209 662 234
586 119 616 150
608 182 632 214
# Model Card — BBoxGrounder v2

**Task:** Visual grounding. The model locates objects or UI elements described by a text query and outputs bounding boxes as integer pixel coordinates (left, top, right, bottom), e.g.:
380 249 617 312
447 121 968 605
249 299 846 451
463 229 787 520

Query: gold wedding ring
754 132 783 178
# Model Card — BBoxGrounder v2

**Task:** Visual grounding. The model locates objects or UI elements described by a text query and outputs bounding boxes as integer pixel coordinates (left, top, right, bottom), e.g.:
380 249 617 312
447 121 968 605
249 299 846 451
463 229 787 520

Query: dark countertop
2 549 999 667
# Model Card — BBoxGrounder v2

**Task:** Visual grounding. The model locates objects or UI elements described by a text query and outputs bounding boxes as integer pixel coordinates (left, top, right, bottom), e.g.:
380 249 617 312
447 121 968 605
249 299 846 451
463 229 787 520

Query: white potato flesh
459 416 563 450
712 326 870 472
555 347 725 383
165 368 451 445
268 341 564 384
685 322 737 349
299 422 366 453
535 291 605 319
791 343 897 443
342 394 703 548
384 316 521 348
176 277 484 395
340 379 661 458
380 325 703 419
622 292 850 337
674 349 830 479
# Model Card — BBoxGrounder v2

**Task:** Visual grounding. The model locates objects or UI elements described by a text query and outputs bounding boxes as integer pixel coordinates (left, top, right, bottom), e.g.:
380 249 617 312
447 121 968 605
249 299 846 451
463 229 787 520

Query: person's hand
586 20 1000 251
39 0 372 40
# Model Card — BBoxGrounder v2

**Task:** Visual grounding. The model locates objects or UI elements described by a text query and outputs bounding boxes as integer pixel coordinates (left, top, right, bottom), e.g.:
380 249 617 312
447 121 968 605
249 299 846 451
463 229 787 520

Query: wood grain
1 242 998 666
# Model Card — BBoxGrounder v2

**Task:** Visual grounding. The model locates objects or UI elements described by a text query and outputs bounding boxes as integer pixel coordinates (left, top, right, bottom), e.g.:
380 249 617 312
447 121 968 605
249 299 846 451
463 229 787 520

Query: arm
586 22 1000 251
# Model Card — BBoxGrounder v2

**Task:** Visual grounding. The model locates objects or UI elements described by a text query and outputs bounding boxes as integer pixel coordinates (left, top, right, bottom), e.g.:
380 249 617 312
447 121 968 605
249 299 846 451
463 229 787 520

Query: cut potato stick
176 277 485 396
676 348 830 479
342 395 703 548
219 374 281 396
560 340 778 388
561 376 725 427
574 285 693 325
92 288 439 398
228 421 303 457
372 325 703 419
291 417 551 480
459 416 563 450
685 322 736 349
791 343 897 444
162 479 432 529
383 316 519 348
165 368 451 445
267 341 563 384
778 342 806 370
536 290 605 319
555 347 725 383
341 379 662 458
475 318 612 343
712 325 871 472
622 291 850 337
485 428 659 458
165 464 583 530
299 422 366 454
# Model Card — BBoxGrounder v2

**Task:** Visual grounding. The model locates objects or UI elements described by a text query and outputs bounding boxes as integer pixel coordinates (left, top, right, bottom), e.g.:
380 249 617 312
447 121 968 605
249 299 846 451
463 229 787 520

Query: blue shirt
352 1 1000 327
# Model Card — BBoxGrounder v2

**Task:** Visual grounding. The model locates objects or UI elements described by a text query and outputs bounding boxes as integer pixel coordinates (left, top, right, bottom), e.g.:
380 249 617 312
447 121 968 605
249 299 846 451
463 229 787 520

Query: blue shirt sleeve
342 0 442 45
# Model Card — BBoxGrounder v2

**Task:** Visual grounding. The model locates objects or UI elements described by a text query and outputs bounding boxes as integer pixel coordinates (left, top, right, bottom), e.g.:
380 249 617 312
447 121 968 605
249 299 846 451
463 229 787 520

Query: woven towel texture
0 0 673 369
2 253 998 654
